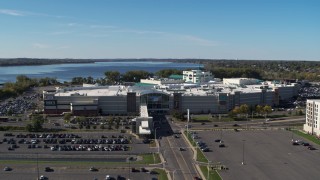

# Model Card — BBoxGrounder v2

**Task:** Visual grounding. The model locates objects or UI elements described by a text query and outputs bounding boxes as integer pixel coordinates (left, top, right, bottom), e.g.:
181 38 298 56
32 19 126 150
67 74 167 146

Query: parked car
3 166 12 171
89 167 98 172
292 142 299 146
219 144 225 148
131 168 140 172
39 175 48 180
308 146 316 150
45 167 53 172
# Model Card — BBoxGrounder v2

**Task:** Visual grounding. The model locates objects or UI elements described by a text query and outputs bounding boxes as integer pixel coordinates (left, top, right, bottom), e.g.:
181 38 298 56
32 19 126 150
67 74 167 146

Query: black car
131 168 140 172
219 144 225 148
143 139 150 144
141 167 149 172
308 146 316 150
89 167 98 172
214 139 221 142
45 167 53 172
201 147 209 152
302 142 310 146
117 175 126 180
292 142 299 146
3 167 12 171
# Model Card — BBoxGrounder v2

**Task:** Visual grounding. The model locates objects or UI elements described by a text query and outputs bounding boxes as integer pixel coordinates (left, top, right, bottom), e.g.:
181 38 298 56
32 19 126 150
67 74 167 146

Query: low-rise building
304 99 320 136
183 70 213 84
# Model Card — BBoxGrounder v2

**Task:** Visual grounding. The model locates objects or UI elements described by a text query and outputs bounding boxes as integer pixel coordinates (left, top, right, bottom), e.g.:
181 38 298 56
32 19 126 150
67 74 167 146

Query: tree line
71 69 183 85
0 75 59 99
202 60 320 81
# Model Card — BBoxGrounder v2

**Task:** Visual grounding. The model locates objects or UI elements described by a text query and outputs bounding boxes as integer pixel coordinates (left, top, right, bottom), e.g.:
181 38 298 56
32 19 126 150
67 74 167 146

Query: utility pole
36 153 39 180
207 160 212 180
242 140 245 165
187 109 190 134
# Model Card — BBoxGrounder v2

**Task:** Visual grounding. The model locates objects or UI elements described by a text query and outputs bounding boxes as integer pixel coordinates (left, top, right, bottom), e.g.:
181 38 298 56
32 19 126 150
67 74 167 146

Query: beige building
183 70 213 84
304 99 320 136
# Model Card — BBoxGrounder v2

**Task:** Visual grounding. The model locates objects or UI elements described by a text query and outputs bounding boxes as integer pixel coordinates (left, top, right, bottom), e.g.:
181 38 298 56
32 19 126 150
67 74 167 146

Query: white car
39 175 48 180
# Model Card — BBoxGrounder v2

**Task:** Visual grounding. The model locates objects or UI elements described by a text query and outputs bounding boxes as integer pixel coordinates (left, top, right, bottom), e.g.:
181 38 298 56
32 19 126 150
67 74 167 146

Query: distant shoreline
0 58 316 67
0 58 182 67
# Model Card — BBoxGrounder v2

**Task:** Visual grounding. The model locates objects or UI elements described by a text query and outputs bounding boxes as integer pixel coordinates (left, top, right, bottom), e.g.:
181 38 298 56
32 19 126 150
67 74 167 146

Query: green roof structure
169 74 183 80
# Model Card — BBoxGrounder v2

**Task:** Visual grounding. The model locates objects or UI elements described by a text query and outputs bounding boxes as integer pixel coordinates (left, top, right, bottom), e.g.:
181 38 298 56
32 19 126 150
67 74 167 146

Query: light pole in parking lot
36 153 39 180
155 127 160 153
207 160 212 180
242 140 245 165
173 169 182 180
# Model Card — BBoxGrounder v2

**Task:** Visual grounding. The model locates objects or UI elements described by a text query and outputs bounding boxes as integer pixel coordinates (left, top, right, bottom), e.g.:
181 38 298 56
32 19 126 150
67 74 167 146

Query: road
179 117 305 129
156 116 199 180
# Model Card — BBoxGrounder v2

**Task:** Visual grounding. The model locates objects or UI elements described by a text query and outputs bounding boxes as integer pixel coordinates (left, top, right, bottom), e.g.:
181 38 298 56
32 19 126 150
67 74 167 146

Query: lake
0 61 202 83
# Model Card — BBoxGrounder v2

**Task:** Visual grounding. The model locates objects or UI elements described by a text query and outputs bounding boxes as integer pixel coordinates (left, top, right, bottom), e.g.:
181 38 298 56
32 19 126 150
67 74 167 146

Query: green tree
298 110 304 116
263 105 272 118
121 70 152 82
256 105 263 116
32 119 43 132
104 71 120 84
239 104 249 115
64 113 72 123
26 124 33 132
108 116 114 129
171 110 184 121
155 69 182 78
232 106 241 117
115 118 120 129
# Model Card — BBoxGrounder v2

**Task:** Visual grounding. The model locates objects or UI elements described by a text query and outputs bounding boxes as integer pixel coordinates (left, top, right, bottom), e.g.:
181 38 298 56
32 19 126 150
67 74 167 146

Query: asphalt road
157 116 199 180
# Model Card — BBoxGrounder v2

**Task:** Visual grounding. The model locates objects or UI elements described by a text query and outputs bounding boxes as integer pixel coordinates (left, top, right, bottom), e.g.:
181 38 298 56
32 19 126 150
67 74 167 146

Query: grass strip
139 153 161 164
199 165 222 180
184 131 196 146
196 148 208 163
291 129 320 146
0 153 161 165
153 168 169 180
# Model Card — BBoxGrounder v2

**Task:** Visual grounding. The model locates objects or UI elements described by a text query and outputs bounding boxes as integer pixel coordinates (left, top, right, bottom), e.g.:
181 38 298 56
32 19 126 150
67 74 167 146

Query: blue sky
0 0 319 60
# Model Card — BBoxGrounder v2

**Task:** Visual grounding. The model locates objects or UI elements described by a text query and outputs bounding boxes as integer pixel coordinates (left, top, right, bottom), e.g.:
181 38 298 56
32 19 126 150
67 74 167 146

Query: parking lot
0 131 161 179
195 130 320 180
0 132 155 156
1 165 160 180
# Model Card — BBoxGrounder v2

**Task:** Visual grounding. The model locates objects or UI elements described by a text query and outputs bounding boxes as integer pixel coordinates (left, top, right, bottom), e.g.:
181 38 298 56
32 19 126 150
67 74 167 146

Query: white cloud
67 23 79 27
110 29 165 35
90 25 117 29
32 43 50 49
49 31 72 35
0 8 69 18
56 46 70 49
0 9 25 16
181 35 218 47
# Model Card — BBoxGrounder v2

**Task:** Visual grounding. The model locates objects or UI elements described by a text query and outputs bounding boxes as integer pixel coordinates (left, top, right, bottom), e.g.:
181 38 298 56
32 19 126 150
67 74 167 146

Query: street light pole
155 127 160 158
242 140 245 165
187 109 190 134
36 153 39 180
173 169 181 180
207 160 212 180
